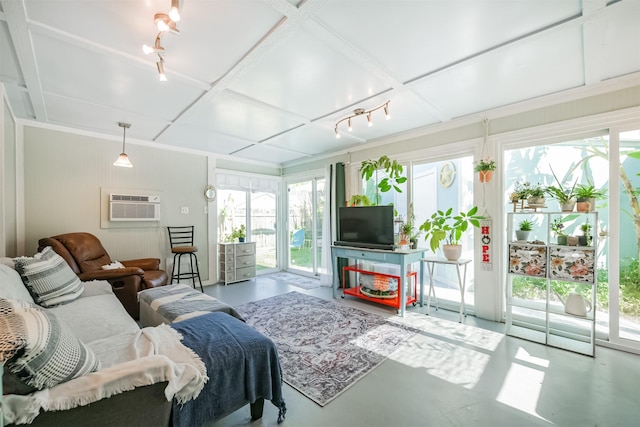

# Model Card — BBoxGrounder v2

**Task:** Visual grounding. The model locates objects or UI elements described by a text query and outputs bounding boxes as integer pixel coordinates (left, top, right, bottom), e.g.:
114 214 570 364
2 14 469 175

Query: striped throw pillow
13 246 84 307
0 298 100 389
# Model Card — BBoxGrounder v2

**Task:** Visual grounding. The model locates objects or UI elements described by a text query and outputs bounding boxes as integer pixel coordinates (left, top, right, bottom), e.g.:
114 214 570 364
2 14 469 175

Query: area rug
235 291 416 406
262 272 321 290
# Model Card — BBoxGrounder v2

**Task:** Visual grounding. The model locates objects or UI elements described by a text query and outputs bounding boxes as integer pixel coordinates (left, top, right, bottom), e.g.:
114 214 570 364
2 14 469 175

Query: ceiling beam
1 0 47 120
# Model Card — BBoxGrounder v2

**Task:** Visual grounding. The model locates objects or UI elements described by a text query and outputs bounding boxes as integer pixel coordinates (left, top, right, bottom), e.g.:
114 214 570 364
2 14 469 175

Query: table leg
419 260 425 307
426 262 439 315
400 263 407 317
332 253 338 299
455 263 468 323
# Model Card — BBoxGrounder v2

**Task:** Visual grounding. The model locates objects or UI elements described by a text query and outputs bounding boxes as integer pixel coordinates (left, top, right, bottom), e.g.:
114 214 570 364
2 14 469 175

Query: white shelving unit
506 211 598 356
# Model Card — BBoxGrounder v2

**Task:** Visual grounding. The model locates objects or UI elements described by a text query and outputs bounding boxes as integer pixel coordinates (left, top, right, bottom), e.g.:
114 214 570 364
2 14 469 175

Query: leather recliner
38 232 168 319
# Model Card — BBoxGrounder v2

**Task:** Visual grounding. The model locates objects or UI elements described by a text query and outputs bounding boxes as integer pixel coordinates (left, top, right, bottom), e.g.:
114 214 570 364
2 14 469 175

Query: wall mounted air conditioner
109 194 160 221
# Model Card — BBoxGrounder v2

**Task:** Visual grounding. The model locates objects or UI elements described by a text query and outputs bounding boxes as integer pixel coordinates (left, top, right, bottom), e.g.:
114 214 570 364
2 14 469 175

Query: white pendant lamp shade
114 122 133 167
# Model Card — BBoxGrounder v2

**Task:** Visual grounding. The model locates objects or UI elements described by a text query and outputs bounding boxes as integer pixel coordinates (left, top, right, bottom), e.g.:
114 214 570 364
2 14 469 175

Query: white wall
21 125 211 280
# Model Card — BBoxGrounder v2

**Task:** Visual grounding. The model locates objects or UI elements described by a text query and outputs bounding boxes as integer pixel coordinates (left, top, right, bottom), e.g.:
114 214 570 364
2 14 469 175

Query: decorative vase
479 170 493 183
515 230 530 241
578 236 590 246
560 201 576 212
442 244 462 261
557 235 567 245
411 239 418 249
239 237 245 243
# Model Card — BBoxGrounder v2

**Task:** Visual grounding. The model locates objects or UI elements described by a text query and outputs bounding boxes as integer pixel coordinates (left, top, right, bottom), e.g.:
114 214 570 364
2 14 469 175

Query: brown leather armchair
38 232 168 319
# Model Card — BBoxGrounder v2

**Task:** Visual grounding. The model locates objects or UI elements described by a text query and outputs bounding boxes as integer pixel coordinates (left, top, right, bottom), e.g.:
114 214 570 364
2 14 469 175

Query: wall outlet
180 206 189 214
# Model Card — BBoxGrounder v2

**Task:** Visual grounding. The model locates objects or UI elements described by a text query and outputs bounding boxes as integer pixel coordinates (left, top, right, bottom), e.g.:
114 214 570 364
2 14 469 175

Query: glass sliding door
287 177 325 275
251 191 277 272
412 156 476 310
614 129 640 348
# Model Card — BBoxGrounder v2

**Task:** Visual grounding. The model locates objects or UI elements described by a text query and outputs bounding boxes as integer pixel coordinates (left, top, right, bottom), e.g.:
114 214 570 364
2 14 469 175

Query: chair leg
191 253 203 292
171 254 179 284
176 254 183 285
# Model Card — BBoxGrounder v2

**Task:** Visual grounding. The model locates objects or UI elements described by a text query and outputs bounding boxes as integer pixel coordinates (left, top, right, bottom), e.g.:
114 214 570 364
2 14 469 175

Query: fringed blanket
139 283 243 323
3 325 207 425
171 312 286 427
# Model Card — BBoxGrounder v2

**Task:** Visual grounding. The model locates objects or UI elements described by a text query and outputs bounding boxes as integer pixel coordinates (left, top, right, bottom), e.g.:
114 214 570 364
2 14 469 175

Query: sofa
38 232 168 319
0 250 285 426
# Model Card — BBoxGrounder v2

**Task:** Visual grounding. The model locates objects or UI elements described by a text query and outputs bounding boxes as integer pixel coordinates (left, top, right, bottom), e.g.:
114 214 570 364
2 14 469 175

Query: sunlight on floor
496 347 550 422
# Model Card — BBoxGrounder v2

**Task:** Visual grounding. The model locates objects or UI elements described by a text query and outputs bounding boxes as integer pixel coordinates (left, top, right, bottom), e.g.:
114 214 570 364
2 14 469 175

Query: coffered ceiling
1 0 638 166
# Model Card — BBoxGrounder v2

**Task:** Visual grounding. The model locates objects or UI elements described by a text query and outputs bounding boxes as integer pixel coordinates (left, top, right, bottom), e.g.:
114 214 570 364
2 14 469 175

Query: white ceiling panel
232 142 312 164
1 0 638 167
601 0 640 80
411 26 585 119
31 30 204 122
156 123 254 155
181 91 304 142
229 26 391 119
267 125 356 156
316 0 583 83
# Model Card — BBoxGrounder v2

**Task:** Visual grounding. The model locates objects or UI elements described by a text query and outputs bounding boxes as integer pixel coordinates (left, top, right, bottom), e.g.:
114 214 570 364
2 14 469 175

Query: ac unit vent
109 194 160 221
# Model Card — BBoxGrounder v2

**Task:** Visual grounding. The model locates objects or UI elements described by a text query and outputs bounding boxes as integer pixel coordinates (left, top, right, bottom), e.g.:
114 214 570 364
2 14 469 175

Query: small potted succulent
527 183 546 206
516 219 533 241
579 221 592 246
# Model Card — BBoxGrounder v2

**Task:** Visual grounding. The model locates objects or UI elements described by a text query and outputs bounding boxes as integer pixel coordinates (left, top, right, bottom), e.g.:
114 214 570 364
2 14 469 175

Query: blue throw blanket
170 312 286 427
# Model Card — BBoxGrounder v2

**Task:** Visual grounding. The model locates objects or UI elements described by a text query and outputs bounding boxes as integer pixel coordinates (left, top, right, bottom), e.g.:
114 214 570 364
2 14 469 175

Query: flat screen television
335 205 395 250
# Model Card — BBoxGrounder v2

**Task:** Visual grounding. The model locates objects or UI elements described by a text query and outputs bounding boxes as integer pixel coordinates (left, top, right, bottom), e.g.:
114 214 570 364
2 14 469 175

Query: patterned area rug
236 291 416 406
262 272 321 290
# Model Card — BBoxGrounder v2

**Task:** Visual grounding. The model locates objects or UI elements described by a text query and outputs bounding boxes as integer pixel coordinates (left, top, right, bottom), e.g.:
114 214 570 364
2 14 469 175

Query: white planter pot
442 244 462 261
560 201 576 212
515 230 530 241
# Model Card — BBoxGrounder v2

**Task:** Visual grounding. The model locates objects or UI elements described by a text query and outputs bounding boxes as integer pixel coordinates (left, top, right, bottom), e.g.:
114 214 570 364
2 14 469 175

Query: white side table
420 257 472 322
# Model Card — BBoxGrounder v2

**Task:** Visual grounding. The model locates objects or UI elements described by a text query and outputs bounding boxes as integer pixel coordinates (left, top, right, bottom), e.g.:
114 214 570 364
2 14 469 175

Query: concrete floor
203 275 640 427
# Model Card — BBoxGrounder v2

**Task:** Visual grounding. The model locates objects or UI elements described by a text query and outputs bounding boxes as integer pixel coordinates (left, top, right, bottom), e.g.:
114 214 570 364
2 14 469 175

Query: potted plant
545 167 577 212
474 157 496 183
230 224 246 242
551 217 567 245
527 183 546 206
419 206 483 261
357 155 406 205
579 221 592 246
348 194 372 206
399 209 421 249
516 219 533 241
575 184 607 212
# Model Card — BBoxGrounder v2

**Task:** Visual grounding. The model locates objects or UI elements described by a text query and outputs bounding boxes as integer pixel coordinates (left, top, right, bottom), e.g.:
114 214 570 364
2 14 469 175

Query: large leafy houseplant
419 206 483 259
356 155 406 206
545 167 577 211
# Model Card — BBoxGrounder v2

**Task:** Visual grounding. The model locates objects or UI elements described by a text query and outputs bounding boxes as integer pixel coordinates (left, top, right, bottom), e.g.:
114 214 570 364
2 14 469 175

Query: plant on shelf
580 221 592 246
510 181 531 203
575 184 607 212
230 224 246 242
399 208 421 248
419 206 483 261
527 183 546 205
545 167 577 212
551 217 567 245
516 219 533 241
474 157 496 183
357 155 406 205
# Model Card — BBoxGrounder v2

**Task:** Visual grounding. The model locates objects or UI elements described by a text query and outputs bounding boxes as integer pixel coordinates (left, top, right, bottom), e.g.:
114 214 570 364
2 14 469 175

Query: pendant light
113 122 133 168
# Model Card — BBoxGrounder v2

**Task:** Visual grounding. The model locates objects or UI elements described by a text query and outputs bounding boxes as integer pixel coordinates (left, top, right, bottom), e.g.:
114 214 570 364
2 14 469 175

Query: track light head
142 34 165 55
156 56 168 81
169 0 181 22
154 13 179 34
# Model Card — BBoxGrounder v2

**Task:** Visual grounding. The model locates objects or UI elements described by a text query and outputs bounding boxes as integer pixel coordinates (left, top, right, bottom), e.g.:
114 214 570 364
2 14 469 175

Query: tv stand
331 245 425 317
341 264 417 310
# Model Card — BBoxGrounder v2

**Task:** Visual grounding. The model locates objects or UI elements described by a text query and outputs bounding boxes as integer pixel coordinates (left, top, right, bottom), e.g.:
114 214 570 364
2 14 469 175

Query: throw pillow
13 246 84 307
0 298 101 389
0 263 36 304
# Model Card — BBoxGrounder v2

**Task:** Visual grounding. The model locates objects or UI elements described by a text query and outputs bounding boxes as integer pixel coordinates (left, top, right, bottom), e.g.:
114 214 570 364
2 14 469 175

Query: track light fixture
334 101 391 139
156 56 167 81
113 122 133 168
143 1 181 81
